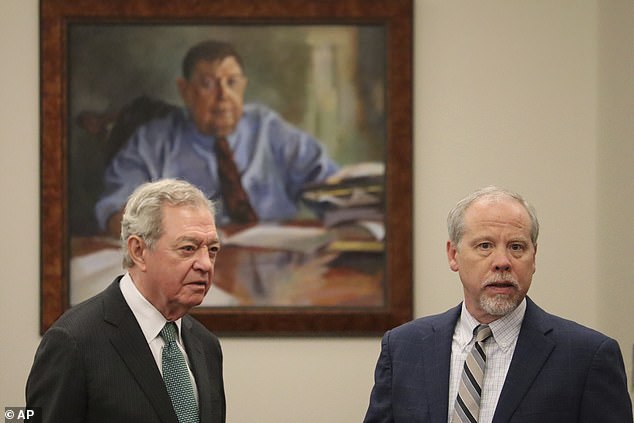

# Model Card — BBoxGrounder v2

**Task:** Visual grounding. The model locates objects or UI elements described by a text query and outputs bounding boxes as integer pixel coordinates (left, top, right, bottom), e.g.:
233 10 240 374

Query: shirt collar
119 273 183 343
183 107 238 146
457 298 526 351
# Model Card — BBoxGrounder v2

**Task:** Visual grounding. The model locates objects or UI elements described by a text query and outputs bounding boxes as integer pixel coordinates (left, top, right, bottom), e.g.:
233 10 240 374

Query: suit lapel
102 280 178 423
422 306 460 423
492 298 555 423
181 316 213 422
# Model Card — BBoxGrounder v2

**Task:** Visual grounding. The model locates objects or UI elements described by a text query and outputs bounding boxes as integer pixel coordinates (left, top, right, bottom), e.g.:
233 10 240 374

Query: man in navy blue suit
363 186 632 423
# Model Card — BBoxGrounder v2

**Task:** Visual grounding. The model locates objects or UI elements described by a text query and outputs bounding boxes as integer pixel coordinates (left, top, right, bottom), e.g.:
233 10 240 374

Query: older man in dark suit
363 186 632 423
27 179 226 423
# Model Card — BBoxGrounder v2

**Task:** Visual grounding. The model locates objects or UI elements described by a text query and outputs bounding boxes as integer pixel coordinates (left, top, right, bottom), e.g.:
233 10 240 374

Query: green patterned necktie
160 322 199 423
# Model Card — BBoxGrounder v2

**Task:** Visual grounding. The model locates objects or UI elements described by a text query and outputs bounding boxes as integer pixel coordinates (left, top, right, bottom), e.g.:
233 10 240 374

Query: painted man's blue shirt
95 103 339 229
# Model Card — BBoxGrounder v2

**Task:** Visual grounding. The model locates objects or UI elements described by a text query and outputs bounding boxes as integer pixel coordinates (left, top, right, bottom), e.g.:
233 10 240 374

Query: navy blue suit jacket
363 297 632 422
26 278 226 423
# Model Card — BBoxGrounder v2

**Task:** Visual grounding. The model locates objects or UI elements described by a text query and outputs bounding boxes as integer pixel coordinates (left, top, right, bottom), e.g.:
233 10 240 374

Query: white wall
596 0 634 387
1 0 632 421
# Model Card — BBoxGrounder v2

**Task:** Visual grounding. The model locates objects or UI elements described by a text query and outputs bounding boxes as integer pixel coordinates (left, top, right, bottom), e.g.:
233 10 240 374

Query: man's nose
193 248 213 272
216 79 231 98
492 248 511 272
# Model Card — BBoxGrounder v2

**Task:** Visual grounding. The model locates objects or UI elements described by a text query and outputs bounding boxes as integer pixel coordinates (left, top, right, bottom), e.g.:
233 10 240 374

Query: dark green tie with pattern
160 322 199 423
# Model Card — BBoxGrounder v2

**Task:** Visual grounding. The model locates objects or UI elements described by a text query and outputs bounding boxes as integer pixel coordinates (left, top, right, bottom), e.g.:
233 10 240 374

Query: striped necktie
214 137 258 224
452 324 493 423
160 322 199 423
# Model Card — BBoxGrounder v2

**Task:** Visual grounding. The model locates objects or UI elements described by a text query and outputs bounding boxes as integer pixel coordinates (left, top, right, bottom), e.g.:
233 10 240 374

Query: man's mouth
483 280 518 294
487 281 514 287
211 108 233 118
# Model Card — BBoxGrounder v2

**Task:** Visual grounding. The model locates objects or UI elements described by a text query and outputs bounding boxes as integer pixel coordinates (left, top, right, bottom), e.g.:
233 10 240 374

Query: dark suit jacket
26 277 226 423
363 297 633 423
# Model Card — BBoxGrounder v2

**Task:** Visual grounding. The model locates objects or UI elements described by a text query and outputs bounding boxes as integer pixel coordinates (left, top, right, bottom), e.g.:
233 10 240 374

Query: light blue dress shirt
95 103 339 229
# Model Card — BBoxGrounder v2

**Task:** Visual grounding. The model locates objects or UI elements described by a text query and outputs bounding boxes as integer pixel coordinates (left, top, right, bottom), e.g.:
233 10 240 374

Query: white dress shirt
447 299 526 423
119 273 199 402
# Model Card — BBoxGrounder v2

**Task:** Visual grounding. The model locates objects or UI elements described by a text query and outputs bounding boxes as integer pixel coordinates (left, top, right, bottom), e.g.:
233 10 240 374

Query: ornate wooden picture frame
40 0 412 335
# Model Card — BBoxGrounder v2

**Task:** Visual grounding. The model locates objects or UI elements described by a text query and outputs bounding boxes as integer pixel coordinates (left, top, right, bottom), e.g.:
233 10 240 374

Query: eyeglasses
191 74 247 95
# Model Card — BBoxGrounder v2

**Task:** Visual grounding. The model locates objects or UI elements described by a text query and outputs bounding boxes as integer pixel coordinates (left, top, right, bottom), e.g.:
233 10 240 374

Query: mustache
483 273 519 288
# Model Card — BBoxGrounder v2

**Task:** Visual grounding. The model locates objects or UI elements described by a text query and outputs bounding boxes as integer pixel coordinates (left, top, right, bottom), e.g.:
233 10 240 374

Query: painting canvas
41 0 412 334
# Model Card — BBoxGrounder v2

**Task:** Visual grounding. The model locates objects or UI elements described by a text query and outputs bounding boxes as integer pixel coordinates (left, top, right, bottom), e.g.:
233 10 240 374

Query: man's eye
181 245 196 252
478 242 493 250
510 243 524 251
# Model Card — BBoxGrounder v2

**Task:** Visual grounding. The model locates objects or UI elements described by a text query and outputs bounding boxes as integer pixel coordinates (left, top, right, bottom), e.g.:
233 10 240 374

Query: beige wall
1 1 632 421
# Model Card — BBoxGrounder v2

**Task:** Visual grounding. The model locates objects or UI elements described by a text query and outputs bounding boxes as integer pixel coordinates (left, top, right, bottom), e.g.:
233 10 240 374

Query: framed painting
40 0 413 335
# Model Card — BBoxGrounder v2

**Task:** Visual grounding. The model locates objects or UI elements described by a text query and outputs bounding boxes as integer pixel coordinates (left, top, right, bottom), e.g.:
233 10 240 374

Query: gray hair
447 185 539 247
121 179 215 268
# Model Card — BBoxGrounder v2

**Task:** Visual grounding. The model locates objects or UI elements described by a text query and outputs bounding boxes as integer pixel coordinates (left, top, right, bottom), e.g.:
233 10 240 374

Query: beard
479 273 523 317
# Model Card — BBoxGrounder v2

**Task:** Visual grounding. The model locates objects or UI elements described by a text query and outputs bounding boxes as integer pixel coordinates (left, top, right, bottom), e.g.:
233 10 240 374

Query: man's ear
127 235 147 271
176 77 190 106
446 240 460 272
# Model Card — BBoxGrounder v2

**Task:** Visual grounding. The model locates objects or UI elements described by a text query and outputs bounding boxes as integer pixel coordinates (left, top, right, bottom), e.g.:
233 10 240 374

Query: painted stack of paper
301 162 385 253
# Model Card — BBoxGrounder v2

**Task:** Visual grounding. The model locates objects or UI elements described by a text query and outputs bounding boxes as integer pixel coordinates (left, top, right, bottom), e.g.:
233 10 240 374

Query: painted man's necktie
214 137 258 223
